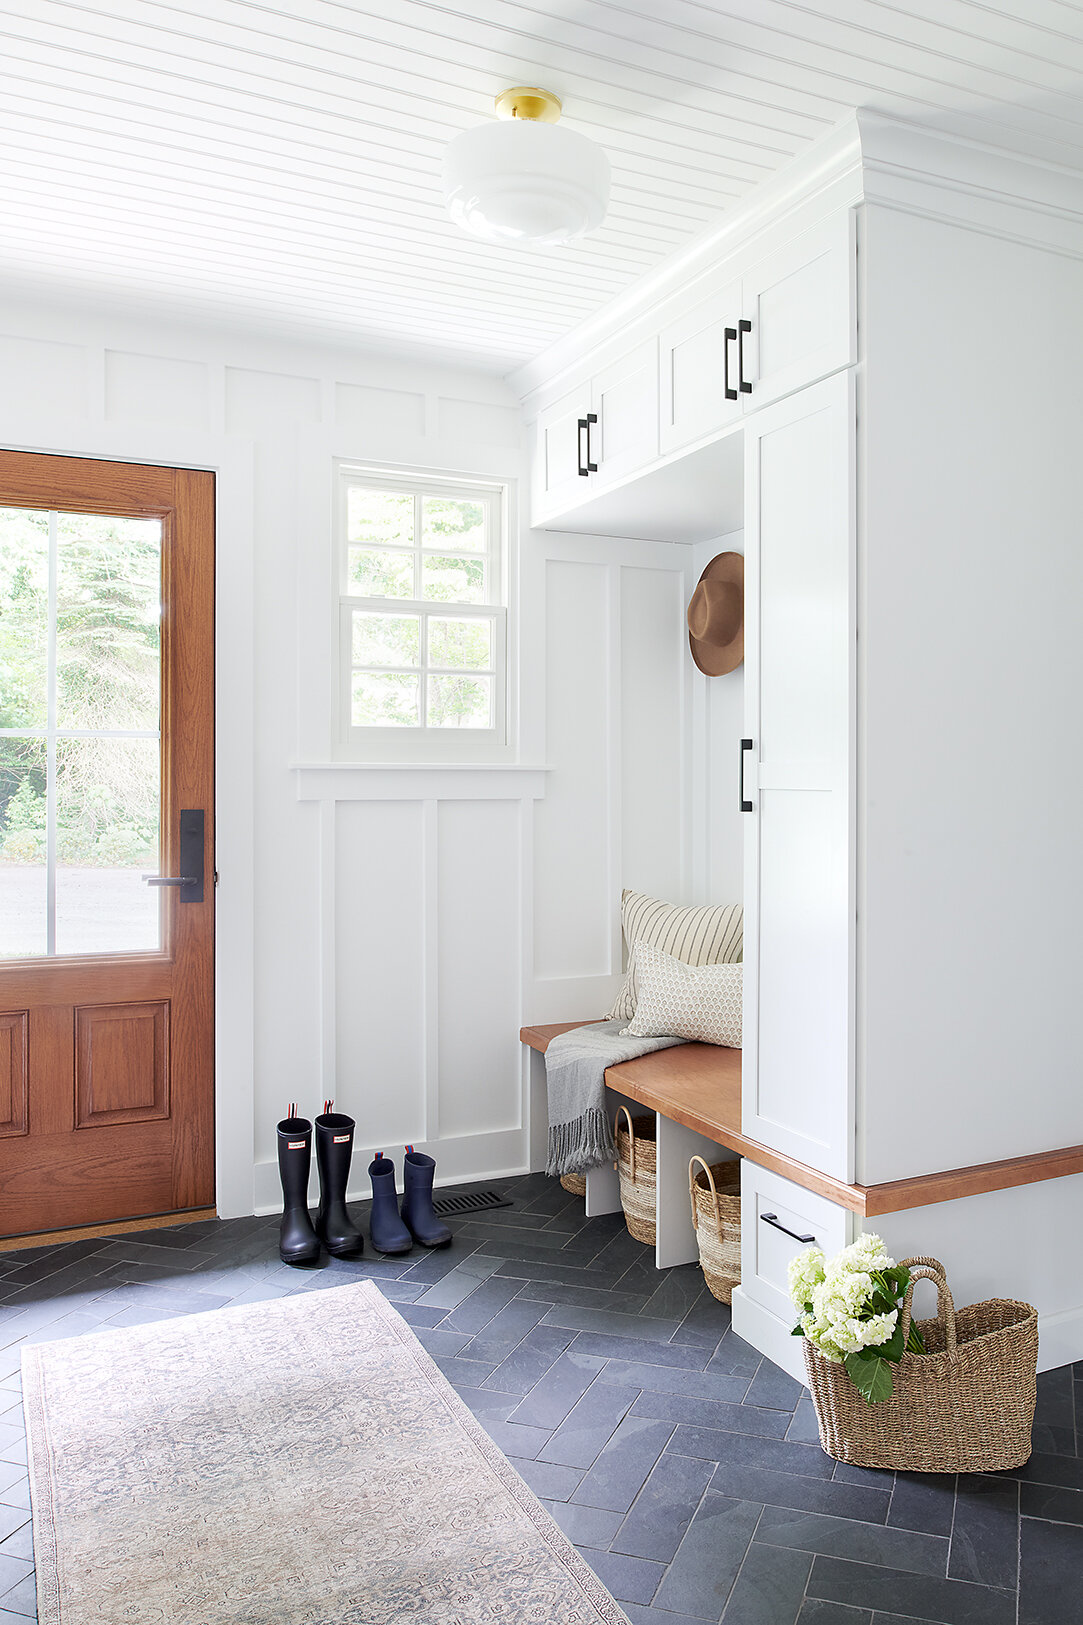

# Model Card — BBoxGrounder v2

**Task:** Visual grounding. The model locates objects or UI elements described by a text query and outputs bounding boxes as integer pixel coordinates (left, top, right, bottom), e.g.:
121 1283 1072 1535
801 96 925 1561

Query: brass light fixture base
494 86 563 123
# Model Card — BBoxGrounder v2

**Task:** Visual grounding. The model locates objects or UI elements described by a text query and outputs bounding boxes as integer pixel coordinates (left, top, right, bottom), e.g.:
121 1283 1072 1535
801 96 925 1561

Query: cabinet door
741 212 856 410
590 339 659 492
743 371 855 1181
534 384 592 521
659 282 743 456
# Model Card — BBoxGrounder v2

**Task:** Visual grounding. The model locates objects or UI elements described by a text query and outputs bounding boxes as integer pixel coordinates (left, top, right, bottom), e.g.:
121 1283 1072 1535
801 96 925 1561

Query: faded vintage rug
23 1279 630 1625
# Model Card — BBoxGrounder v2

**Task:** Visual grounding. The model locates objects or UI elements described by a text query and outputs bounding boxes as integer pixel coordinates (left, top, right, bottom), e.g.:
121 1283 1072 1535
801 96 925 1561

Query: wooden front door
0 452 214 1238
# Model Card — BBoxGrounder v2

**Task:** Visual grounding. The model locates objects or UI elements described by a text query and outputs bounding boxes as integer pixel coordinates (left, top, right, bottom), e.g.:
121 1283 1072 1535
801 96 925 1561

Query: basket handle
898 1255 957 1356
615 1104 636 1181
688 1155 720 1233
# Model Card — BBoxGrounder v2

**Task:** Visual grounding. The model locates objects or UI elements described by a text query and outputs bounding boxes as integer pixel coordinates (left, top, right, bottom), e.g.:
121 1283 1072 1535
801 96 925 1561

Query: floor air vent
432 1189 512 1218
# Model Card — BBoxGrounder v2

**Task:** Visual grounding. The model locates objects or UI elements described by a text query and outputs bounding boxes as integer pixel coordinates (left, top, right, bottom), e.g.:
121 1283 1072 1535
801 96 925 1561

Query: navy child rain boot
367 1152 413 1255
277 1104 321 1266
401 1145 452 1249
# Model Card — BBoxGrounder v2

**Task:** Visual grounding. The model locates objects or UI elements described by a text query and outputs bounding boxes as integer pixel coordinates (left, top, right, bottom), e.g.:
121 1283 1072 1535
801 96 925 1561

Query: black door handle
738 319 752 394
761 1212 816 1245
142 809 205 903
585 411 598 473
724 327 737 402
577 413 598 476
740 738 753 812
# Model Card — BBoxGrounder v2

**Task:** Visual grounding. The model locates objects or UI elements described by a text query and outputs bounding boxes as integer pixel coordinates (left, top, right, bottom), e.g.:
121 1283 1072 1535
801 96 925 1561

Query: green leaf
791 1323 806 1337
844 1352 895 1404
877 1320 906 1364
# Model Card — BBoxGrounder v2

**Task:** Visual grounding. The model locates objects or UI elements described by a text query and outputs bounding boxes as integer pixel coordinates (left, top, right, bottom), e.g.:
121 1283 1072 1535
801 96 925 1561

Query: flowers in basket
788 1234 925 1404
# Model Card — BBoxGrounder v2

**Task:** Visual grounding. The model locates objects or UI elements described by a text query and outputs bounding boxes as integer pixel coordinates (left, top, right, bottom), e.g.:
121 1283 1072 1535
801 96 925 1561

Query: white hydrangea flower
787 1247 825 1309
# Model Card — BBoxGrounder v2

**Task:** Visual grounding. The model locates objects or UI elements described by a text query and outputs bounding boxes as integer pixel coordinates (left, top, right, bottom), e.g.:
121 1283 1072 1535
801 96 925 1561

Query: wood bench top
521 1021 1083 1217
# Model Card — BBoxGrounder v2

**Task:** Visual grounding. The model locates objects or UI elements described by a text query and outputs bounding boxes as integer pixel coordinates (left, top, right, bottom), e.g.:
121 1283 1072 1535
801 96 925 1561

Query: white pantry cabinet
741 372 855 1183
532 340 658 524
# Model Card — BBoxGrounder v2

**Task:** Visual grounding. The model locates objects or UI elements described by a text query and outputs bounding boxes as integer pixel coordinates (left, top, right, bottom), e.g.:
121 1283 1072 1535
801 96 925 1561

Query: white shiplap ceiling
1 1 1082 372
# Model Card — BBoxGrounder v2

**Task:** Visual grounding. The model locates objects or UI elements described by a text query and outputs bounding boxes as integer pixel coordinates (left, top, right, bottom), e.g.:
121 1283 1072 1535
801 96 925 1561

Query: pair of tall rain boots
277 1100 451 1267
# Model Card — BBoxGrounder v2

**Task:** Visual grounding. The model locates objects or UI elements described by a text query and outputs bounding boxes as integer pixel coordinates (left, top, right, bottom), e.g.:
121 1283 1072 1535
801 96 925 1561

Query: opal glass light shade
443 119 610 246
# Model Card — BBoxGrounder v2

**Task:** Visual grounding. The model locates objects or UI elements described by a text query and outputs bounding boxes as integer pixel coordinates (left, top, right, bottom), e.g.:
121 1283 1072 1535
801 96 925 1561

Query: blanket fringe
545 1108 616 1179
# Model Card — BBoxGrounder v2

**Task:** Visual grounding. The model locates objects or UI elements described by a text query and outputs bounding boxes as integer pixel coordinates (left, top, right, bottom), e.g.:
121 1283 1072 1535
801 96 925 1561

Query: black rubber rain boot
401 1145 452 1249
277 1105 321 1266
368 1153 413 1256
314 1101 365 1257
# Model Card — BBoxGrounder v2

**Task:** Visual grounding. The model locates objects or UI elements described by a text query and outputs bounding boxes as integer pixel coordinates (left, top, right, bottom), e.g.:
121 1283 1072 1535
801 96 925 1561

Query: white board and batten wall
516 110 1083 1376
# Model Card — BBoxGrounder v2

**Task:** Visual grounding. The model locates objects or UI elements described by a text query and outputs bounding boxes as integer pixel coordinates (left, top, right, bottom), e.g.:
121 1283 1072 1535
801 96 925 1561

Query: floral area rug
23 1278 629 1624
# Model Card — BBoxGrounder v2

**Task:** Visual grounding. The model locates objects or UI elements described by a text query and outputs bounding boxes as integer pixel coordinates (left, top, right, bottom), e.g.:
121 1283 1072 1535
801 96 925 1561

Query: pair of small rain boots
276 1101 451 1267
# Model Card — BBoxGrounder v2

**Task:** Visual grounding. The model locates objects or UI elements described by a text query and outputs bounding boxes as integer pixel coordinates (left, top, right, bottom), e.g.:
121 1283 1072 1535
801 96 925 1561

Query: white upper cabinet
533 383 593 520
741 371 855 1182
591 340 660 491
741 213 856 410
659 280 743 456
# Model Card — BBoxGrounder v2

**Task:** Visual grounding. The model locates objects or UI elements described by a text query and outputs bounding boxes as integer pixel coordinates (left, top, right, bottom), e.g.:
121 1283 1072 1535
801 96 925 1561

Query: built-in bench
521 1020 1083 1218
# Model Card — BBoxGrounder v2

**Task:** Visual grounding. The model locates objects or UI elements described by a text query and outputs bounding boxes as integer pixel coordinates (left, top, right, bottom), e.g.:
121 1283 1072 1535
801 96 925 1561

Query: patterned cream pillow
606 889 742 1021
623 942 743 1048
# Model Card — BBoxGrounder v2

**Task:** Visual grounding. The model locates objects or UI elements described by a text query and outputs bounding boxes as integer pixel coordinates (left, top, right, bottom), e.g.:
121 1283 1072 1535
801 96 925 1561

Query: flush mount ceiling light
443 87 610 247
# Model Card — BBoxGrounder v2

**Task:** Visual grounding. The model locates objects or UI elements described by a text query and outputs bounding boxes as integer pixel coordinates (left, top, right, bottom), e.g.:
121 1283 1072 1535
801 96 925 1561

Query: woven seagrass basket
688 1156 741 1304
559 1173 587 1197
804 1256 1038 1473
615 1106 657 1245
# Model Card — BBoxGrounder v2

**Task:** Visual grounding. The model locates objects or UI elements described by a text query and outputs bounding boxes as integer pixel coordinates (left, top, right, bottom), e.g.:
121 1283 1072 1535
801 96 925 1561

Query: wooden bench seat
521 1021 1083 1217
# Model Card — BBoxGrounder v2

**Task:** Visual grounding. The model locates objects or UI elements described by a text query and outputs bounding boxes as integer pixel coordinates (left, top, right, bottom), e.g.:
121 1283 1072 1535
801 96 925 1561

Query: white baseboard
731 1286 808 1386
1036 1305 1083 1374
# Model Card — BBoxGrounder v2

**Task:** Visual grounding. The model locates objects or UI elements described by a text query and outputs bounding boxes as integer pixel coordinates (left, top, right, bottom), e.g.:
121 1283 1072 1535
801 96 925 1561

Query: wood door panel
0 451 215 1239
0 1016 29 1139
75 1003 170 1128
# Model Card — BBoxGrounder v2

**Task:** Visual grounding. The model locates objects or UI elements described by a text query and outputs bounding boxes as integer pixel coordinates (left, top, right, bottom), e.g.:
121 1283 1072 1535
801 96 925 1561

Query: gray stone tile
706 1331 763 1378
1018 1479 1083 1525
438 1276 524 1334
538 1381 637 1468
743 1363 804 1412
652 1491 761 1620
887 1472 957 1537
722 1538 811 1625
710 1463 890 1525
509 1457 584 1501
621 1604 714 1625
632 1388 790 1440
0 1573 35 1617
0 1481 28 1514
671 1425 834 1480
948 1474 1018 1589
480 1325 574 1395
409 1327 470 1359
515 1281 649 1314
756 1506 949 1576
369 1280 423 1304
0 1528 31 1564
0 1514 27 1548
391 1302 449 1328
603 1359 750 1404
573 1415 676 1514
0 1562 31 1602
450 1386 514 1420
434 1355 499 1388
506 1350 605 1429
456 1300 549 1363
787 1397 822 1444
807 1557 1016 1625
541 1304 683 1343
1011 1451 1083 1491
797 1603 872 1625
541 1499 623 1550
579 1547 665 1605
569 1332 710 1371
639 1266 707 1326
670 1290 734 1350
611 1449 715 1563
414 1255 505 1309
1019 1513 1083 1625
479 1416 552 1460
831 1463 894 1490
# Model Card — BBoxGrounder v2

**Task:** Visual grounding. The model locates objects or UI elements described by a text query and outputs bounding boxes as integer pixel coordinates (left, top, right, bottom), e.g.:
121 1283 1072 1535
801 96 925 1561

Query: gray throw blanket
544 1019 687 1177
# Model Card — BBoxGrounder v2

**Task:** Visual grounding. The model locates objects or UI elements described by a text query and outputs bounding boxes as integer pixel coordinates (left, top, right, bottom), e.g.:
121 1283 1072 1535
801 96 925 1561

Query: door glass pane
55 737 161 956
56 514 161 730
0 736 47 958
0 506 49 729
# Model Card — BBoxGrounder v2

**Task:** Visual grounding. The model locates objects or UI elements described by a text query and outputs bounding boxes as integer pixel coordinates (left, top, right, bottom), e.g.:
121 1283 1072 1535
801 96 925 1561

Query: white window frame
334 463 510 763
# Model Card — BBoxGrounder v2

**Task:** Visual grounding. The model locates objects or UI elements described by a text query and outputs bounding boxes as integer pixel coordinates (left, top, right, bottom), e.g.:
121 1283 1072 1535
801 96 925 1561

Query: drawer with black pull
740 1162 852 1323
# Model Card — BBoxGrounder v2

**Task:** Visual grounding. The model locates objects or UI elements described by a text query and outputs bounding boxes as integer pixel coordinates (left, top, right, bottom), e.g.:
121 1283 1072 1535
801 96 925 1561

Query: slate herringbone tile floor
0 1174 1077 1623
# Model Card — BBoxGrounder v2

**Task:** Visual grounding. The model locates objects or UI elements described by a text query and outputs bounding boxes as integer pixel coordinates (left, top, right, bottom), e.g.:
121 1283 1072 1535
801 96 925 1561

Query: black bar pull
584 411 598 473
761 1212 816 1245
142 809 205 903
738 319 753 393
740 738 754 812
724 327 737 401
577 417 590 477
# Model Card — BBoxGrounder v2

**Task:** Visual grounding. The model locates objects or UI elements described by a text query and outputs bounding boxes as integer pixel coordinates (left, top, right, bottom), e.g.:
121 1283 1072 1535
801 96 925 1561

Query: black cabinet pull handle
724 327 737 402
585 411 598 473
738 319 752 393
577 417 590 477
740 738 753 812
761 1212 816 1245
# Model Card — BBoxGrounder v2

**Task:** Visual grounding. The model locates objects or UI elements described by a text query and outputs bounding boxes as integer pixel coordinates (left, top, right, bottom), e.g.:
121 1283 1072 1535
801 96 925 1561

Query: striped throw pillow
623 944 743 1048
606 889 743 1021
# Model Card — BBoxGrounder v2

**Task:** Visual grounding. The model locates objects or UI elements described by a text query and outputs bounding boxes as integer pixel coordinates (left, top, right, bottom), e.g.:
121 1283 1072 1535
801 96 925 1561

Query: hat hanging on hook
687 552 744 676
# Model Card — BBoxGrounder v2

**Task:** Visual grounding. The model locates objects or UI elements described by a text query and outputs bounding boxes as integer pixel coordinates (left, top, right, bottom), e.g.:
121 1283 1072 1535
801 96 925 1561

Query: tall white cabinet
516 111 1083 1382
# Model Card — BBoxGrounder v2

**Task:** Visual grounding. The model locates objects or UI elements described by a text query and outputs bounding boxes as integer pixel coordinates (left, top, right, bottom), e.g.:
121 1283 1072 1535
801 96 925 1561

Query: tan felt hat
687 551 744 675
